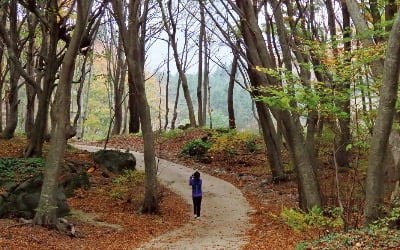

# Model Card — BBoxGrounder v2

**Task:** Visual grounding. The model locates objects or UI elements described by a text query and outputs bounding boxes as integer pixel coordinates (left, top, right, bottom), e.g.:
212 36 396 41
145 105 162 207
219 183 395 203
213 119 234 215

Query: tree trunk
171 79 181 130
203 34 210 126
157 0 196 127
128 73 140 133
25 13 38 138
24 24 59 157
228 47 238 129
197 0 205 126
1 0 20 139
236 0 321 208
363 13 400 226
34 0 92 226
334 0 351 168
112 40 126 135
112 0 158 213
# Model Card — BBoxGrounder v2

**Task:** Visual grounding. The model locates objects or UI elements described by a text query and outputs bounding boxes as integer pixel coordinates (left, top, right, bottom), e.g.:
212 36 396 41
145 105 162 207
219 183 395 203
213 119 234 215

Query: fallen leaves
0 137 190 249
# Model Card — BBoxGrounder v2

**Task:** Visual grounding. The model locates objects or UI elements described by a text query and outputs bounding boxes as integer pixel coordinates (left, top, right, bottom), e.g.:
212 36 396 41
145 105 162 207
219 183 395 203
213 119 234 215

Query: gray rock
92 149 136 174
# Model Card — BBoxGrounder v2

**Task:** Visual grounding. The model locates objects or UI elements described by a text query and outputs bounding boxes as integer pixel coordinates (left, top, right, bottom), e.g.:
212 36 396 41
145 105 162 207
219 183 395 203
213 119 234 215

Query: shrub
210 130 261 154
296 228 400 249
297 208 400 249
181 139 212 159
110 170 145 200
278 206 343 233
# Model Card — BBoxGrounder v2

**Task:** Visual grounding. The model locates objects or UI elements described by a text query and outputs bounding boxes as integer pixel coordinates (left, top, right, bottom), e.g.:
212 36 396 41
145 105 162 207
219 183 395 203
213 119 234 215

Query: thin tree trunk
112 40 126 135
228 46 238 129
157 0 196 127
171 79 181 130
197 0 205 126
25 13 38 138
163 40 170 130
335 1 351 168
203 34 209 126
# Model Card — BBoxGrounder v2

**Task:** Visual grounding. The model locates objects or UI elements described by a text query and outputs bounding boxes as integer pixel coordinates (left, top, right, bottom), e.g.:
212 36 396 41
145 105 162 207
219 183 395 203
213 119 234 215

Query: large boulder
0 175 69 219
0 158 91 219
91 149 136 174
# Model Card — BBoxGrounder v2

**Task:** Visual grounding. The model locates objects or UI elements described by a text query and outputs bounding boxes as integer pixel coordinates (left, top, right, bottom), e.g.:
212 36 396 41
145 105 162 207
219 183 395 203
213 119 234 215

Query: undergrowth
0 157 45 183
110 170 145 201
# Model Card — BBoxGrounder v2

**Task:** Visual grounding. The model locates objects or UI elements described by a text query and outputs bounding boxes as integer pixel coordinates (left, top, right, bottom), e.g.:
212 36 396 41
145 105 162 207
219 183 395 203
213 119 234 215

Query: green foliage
370 207 400 230
110 170 145 200
0 157 45 183
181 139 212 159
297 207 400 249
296 228 400 249
278 206 344 233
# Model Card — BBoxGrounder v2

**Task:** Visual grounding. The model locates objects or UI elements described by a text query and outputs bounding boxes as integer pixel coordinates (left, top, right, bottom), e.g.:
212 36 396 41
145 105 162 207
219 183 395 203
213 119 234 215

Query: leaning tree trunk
236 0 321 209
255 101 285 181
33 0 92 226
363 12 400 226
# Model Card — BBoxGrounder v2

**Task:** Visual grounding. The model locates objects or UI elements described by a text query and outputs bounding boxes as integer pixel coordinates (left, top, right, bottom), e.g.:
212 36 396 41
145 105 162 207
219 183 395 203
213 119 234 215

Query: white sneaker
194 214 197 218
196 216 200 219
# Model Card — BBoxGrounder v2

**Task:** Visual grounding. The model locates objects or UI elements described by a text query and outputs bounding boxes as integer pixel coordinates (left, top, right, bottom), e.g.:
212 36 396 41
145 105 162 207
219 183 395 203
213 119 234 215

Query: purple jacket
189 177 202 197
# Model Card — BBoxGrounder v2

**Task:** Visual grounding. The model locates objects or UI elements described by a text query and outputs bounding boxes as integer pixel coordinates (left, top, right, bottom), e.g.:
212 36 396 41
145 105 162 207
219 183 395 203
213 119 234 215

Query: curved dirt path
73 145 251 250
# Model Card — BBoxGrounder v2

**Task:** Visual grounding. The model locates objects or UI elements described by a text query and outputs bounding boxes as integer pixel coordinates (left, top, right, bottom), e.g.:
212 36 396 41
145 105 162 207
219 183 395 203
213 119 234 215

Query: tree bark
24 17 60 157
236 0 321 208
335 0 351 168
25 13 38 138
228 46 238 129
34 0 92 226
112 39 127 135
112 0 158 213
197 0 205 126
1 0 20 139
363 12 400 226
128 73 140 133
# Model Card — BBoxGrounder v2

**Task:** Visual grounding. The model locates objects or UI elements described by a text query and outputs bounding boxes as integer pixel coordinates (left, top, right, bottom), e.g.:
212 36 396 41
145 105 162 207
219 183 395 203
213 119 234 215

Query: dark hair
193 171 200 179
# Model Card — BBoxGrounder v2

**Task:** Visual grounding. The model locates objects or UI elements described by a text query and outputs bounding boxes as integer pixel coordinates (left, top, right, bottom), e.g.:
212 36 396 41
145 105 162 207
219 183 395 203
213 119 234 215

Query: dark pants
192 196 202 217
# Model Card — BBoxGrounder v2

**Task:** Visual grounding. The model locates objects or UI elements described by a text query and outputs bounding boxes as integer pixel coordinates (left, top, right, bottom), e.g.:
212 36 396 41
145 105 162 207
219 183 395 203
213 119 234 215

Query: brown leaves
0 137 189 249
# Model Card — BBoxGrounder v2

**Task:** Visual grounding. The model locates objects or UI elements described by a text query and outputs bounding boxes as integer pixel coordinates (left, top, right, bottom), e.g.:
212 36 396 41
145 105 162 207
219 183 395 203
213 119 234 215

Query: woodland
0 0 400 249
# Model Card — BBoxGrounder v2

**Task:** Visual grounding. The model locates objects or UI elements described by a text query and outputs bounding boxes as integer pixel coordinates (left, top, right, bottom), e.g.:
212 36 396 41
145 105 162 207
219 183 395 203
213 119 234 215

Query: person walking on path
189 171 202 219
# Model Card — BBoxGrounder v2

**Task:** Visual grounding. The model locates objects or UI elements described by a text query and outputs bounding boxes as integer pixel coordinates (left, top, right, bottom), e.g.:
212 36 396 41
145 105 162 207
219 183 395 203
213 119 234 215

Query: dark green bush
182 139 212 158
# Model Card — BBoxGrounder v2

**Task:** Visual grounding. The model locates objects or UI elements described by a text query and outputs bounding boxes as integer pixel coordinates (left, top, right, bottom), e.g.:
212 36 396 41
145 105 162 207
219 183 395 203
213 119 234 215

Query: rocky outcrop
0 159 91 219
91 149 136 174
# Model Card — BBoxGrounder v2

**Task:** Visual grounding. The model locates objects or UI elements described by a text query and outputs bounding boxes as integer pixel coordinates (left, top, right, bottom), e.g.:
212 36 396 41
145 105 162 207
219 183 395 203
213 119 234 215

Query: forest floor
1 128 397 249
